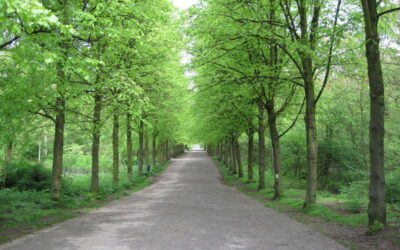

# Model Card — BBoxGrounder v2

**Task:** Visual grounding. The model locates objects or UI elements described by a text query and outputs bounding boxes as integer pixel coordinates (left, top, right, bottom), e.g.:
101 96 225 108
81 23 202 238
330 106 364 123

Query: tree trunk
266 0 282 199
227 139 232 173
302 57 318 208
361 0 386 225
247 128 254 182
112 112 119 185
144 127 149 167
219 141 223 159
219 140 224 160
165 139 169 161
90 93 102 193
267 109 282 199
299 0 319 207
215 141 220 158
50 0 69 201
231 136 237 174
220 141 224 163
235 136 243 178
43 134 48 159
126 113 133 179
51 97 65 200
5 142 13 162
152 132 157 168
158 140 164 163
38 141 41 162
223 137 229 168
359 86 369 170
138 120 144 176
258 100 266 190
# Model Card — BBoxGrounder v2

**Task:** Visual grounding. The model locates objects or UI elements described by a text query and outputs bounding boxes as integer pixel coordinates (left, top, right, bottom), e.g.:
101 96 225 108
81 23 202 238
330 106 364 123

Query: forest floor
1 151 345 250
218 164 400 249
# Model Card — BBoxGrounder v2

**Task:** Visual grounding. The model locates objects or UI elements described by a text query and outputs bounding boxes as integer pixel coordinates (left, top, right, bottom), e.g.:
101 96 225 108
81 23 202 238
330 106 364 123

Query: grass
0 162 170 244
216 159 400 229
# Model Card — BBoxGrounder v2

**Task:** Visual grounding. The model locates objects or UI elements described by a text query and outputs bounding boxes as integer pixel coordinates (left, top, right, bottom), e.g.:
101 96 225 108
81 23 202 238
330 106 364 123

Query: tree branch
278 98 305 138
29 111 56 123
378 7 400 18
276 83 298 116
315 0 342 104
0 36 21 50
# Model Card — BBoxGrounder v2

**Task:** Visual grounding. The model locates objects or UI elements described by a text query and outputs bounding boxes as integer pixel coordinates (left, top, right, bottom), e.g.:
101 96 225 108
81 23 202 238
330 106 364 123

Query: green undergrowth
0 162 169 244
216 159 400 229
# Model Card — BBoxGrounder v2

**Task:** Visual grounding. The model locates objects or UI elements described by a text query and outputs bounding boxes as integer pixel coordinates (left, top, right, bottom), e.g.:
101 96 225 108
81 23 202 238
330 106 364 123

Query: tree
277 0 342 207
360 0 400 226
188 0 304 196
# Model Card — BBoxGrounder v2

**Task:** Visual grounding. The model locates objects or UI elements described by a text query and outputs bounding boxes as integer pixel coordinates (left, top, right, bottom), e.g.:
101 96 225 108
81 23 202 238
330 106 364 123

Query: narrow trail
0 151 346 250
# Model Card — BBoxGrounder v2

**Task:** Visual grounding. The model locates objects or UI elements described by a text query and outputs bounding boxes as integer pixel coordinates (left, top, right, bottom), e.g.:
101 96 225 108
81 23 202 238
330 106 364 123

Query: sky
171 0 198 83
170 0 197 66
171 0 198 10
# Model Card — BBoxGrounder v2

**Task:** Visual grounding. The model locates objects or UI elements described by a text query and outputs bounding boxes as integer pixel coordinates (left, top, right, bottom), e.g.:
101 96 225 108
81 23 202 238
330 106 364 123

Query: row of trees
187 0 400 226
1 1 188 200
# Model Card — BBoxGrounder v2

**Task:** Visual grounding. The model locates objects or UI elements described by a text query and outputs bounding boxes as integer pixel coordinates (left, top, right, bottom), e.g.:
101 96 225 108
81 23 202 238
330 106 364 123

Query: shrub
345 199 362 214
340 180 368 201
367 220 384 235
386 169 400 203
3 161 51 191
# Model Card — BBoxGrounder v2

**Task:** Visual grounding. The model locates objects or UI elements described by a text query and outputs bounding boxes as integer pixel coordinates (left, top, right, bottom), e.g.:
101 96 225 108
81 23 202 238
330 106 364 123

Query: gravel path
1 151 346 250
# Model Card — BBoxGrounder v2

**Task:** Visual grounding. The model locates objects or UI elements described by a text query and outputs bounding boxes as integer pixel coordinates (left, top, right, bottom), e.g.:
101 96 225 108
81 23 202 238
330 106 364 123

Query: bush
340 180 368 201
386 169 400 203
3 161 51 191
64 152 113 174
367 220 384 235
345 199 362 214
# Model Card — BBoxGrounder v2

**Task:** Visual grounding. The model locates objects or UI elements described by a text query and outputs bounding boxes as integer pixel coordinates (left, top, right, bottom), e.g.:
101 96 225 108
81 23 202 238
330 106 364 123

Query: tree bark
227 139 232 173
90 93 102 194
224 137 229 168
258 100 266 190
231 136 237 174
43 134 48 159
227 138 231 169
302 57 318 208
157 140 163 163
144 126 149 167
299 0 319 208
165 139 169 161
360 0 386 225
112 112 119 185
219 140 223 160
138 120 144 176
267 109 282 199
247 128 254 182
220 140 225 164
51 97 65 200
38 140 42 162
126 113 133 179
235 136 243 178
265 0 282 199
50 0 70 201
152 132 157 168
5 142 13 162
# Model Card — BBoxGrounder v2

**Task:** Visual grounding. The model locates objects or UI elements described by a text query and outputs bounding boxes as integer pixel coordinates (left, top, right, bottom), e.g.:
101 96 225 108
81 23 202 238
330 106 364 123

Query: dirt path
0 151 346 250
